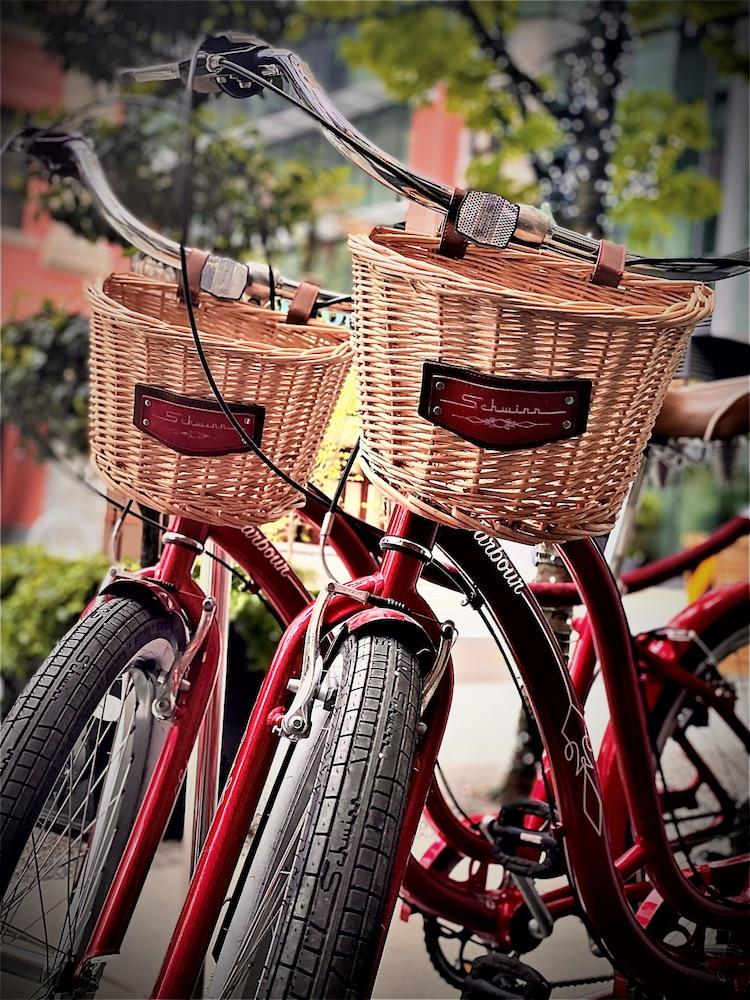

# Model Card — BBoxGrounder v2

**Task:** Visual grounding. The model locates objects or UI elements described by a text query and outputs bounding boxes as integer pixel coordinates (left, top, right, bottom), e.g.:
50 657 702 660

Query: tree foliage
0 544 282 712
16 1 294 82
13 0 356 262
1 304 89 460
36 104 356 261
304 0 746 248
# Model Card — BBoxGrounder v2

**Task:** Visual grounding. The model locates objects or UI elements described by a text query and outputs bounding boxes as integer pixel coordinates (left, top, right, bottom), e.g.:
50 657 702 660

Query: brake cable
176 39 356 516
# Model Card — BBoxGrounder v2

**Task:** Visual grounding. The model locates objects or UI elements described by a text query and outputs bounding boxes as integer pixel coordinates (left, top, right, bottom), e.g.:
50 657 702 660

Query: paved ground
91 561 688 999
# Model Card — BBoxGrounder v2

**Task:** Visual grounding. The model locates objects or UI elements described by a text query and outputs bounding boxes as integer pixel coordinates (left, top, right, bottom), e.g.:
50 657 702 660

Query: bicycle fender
97 576 190 642
345 608 434 659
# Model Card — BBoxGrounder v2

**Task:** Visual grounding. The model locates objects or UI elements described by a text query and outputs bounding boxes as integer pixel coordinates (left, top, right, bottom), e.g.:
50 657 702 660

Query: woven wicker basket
349 228 713 543
87 273 351 527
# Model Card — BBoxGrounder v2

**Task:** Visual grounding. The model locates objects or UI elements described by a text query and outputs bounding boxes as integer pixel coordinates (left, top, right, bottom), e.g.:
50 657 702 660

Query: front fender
96 571 195 645
345 608 435 662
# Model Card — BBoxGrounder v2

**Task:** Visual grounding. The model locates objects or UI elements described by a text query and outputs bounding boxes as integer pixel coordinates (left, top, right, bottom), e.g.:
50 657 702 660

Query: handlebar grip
119 55 221 94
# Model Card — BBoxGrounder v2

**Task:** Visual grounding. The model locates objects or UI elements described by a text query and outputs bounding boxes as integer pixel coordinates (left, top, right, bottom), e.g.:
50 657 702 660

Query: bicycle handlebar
121 33 749 284
15 125 350 307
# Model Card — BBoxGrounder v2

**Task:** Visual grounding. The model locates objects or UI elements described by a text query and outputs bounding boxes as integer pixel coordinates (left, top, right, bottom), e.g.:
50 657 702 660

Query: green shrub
1 545 110 710
230 588 283 674
1 306 90 460
1 545 283 714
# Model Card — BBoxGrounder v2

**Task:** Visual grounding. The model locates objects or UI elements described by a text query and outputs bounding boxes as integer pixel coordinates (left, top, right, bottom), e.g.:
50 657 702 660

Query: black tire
0 597 184 996
212 630 422 1000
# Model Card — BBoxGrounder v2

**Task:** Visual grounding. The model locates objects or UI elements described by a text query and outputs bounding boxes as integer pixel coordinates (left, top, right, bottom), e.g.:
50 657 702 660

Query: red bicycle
2 34 749 1000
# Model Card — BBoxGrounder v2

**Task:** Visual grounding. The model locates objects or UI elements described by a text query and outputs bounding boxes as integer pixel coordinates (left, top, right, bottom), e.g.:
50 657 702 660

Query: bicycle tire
0 597 184 997
212 630 422 1000
648 599 749 851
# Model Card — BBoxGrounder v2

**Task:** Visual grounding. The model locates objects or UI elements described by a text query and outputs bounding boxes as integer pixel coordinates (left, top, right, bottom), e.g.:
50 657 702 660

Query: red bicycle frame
77 502 748 998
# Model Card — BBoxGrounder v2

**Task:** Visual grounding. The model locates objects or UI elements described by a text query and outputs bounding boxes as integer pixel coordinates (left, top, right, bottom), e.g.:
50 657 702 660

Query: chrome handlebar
121 34 749 283
16 126 350 307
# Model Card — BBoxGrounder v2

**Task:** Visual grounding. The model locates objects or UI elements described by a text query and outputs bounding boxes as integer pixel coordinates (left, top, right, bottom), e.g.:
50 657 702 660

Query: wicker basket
349 227 713 543
87 273 351 527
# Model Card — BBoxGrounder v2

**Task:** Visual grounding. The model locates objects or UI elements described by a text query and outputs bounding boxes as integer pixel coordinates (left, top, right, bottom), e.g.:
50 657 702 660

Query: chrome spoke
1 672 145 995
224 808 308 996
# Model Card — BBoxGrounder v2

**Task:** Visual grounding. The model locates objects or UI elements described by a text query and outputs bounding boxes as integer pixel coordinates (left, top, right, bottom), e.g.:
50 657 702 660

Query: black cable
0 128 25 158
51 457 259 594
435 761 482 832
474 602 558 823
424 555 557 823
220 57 432 208
176 40 349 513
318 294 352 308
329 439 360 512
217 55 749 283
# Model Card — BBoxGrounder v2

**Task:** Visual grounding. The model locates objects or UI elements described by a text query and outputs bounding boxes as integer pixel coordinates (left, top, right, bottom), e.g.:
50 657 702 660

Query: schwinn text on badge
133 384 265 456
419 361 591 450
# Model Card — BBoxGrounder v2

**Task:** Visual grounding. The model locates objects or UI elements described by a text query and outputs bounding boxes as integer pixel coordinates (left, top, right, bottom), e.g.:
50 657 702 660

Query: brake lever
14 126 83 178
202 36 280 99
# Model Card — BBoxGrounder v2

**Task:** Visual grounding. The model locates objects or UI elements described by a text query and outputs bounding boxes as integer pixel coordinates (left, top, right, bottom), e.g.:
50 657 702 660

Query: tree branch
456 0 569 120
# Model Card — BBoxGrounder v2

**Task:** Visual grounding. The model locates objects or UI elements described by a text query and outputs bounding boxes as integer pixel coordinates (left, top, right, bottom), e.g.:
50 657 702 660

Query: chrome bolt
435 381 445 390
243 418 251 425
142 418 150 427
289 716 305 732
562 420 572 430
144 398 151 407
433 406 442 416
565 395 574 405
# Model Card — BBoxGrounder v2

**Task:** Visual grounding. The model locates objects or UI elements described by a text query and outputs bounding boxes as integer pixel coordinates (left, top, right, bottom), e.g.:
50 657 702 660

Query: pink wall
1 33 64 112
1 32 126 527
406 84 465 234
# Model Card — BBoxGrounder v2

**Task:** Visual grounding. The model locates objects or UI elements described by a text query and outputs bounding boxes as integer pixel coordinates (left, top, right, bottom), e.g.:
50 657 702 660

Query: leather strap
286 280 320 325
177 248 210 304
437 187 469 259
592 240 626 287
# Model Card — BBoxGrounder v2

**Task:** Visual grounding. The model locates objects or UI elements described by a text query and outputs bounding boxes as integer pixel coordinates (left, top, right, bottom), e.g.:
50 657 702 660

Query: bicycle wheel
210 630 422 1000
649 600 749 866
623 600 750 987
1 597 185 998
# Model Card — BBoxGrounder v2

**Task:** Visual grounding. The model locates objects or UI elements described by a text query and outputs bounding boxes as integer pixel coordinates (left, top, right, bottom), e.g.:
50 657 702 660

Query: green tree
36 103 356 264
12 0 356 263
14 1 294 85
1 305 89 460
302 0 747 249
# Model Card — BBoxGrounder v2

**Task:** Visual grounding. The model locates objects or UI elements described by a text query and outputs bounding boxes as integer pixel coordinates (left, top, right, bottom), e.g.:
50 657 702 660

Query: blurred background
1 3 748 995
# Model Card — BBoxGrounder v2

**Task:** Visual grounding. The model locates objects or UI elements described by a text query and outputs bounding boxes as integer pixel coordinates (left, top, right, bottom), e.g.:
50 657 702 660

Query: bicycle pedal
485 800 564 878
461 954 550 1000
